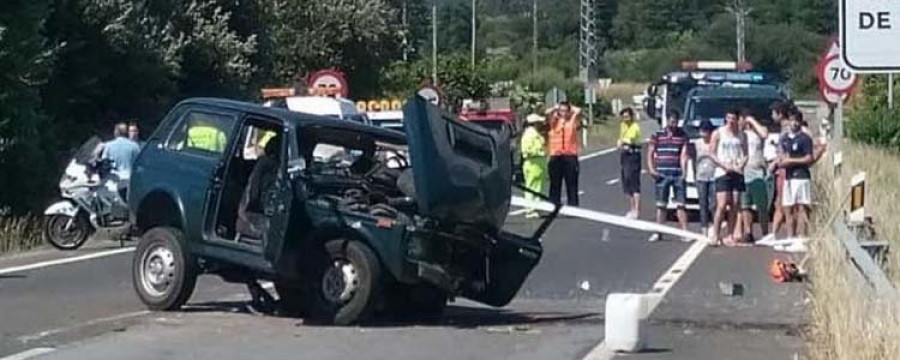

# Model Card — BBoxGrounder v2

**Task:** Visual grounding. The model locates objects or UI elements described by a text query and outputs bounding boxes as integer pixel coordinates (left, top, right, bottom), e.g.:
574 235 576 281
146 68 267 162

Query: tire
132 227 198 311
306 239 383 325
43 213 92 251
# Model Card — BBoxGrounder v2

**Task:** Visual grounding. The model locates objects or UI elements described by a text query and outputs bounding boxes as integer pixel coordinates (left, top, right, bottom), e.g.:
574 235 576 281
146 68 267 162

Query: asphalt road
0 121 807 359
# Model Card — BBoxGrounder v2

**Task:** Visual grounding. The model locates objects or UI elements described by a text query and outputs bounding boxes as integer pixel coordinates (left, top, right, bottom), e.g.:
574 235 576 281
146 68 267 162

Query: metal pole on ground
834 98 844 180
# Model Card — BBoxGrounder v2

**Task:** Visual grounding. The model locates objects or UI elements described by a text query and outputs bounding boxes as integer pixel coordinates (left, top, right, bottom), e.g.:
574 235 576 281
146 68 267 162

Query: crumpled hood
402 96 512 232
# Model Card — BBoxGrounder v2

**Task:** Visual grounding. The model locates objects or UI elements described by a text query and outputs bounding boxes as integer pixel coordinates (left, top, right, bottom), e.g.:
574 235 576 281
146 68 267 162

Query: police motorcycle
43 137 132 250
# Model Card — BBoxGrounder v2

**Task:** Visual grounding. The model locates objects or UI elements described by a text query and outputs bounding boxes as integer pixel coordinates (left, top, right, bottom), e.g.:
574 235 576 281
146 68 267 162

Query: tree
0 0 56 213
262 0 399 98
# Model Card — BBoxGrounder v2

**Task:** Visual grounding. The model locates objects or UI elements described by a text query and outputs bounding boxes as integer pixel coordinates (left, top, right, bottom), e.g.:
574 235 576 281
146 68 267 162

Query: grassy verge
808 143 900 359
0 215 44 255
583 119 622 153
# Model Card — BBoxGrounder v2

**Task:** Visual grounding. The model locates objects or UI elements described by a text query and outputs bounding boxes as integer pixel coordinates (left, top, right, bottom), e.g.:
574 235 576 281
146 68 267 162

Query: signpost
817 39 858 178
840 0 900 72
307 69 349 98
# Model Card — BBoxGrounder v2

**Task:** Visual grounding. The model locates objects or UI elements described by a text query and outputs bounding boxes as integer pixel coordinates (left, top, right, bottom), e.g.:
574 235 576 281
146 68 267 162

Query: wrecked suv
128 96 557 324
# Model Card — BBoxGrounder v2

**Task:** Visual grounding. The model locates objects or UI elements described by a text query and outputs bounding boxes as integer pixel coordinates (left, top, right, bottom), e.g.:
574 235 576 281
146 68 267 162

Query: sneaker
648 233 662 242
627 210 639 220
757 234 778 246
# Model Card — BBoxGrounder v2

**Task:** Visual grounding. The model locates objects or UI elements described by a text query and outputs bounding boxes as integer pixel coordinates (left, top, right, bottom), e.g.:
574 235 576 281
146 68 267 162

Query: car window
242 127 278 161
167 110 236 156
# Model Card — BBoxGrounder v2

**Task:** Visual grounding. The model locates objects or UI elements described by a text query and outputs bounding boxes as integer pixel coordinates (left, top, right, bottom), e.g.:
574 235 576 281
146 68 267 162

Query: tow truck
644 61 790 214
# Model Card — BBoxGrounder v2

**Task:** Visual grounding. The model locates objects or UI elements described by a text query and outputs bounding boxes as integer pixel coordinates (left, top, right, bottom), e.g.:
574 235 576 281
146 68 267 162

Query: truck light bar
681 61 753 71
261 88 296 99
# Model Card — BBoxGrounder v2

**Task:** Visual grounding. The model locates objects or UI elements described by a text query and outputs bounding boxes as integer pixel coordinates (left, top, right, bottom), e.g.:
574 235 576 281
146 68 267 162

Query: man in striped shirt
647 111 690 242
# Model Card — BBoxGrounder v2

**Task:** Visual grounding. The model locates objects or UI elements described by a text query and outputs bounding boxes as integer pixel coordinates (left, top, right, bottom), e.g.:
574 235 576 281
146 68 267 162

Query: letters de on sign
840 0 900 72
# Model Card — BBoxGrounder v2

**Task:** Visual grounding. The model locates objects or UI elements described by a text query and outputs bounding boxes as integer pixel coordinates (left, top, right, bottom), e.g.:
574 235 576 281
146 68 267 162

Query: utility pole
533 0 538 75
432 2 438 85
726 0 751 63
471 0 477 68
402 0 408 61
578 0 596 83
579 0 596 145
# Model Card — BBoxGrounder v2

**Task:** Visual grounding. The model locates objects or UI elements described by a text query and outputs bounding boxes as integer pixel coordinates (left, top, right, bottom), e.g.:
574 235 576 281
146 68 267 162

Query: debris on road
718 282 745 297
580 280 591 291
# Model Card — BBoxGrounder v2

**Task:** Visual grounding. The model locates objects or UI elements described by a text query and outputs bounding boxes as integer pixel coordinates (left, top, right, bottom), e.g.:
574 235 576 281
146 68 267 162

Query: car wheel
306 239 382 325
132 227 198 311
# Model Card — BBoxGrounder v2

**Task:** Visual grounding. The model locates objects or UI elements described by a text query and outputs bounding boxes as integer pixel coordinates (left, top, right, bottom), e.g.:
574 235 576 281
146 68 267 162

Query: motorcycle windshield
73 136 103 165
402 96 513 232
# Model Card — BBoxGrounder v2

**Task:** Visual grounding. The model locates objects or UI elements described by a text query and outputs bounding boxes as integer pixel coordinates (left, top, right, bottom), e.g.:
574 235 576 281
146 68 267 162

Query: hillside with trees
1 0 835 215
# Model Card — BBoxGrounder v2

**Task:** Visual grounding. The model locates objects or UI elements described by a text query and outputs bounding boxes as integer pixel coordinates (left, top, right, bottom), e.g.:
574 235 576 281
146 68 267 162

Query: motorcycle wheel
43 213 92 250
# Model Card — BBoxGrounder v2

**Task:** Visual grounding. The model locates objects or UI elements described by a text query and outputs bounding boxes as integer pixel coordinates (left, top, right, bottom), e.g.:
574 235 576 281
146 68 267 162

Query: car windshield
683 97 782 138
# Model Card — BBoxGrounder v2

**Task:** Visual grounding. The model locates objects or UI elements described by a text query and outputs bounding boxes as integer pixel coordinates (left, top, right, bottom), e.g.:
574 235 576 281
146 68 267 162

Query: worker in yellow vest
187 124 227 153
521 114 549 218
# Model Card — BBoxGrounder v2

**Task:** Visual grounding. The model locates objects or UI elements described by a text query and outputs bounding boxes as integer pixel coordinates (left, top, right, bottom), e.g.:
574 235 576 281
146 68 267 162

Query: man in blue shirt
102 123 141 199
776 113 814 239
647 110 690 242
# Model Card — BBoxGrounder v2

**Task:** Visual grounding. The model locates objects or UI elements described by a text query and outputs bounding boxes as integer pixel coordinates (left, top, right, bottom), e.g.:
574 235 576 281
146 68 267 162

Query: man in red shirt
544 101 583 206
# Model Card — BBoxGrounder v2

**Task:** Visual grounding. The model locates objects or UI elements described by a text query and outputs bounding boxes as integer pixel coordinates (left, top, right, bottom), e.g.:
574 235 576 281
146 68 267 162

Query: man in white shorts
776 112 814 239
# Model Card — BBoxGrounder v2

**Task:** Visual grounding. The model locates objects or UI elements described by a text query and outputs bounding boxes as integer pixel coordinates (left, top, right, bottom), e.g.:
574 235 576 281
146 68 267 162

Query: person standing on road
102 122 141 200
737 111 770 243
617 108 642 219
710 109 748 246
545 101 583 206
776 113 815 239
521 114 549 218
647 110 690 242
694 120 718 238
763 102 792 242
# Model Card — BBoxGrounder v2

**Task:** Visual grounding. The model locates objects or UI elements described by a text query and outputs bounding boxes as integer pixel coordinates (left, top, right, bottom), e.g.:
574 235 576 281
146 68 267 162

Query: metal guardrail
832 218 897 298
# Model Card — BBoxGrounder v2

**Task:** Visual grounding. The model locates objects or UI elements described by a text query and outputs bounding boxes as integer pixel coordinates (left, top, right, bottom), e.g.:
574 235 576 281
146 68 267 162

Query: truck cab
644 61 783 127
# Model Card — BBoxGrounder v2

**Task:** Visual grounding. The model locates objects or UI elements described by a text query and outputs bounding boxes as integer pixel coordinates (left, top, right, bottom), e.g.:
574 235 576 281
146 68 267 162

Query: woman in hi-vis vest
544 101 583 207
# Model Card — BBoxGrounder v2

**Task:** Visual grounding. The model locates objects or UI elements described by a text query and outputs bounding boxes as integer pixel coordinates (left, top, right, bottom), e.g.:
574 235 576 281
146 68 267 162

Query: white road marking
17 310 151 344
605 178 620 185
582 236 709 360
579 147 618 161
0 348 56 360
508 209 529 216
507 146 614 216
0 247 136 276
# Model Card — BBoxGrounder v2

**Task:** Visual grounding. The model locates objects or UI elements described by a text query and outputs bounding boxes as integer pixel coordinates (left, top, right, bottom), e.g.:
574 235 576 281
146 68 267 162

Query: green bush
847 106 900 150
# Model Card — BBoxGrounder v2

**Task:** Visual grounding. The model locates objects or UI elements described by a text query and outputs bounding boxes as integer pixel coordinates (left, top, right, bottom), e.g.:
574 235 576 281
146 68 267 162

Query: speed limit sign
817 39 859 104
822 56 857 93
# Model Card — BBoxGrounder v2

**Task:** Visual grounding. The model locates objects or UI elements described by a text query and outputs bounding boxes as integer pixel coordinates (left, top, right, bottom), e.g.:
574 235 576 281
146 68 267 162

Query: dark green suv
128 96 557 325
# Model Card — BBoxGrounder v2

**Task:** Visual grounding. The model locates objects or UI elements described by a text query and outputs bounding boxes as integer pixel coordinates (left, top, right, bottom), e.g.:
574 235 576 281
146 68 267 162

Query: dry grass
596 82 648 102
808 143 900 359
0 215 44 255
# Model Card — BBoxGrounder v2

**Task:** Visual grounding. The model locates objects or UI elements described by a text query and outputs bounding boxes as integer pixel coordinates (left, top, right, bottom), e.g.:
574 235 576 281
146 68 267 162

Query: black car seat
236 135 281 241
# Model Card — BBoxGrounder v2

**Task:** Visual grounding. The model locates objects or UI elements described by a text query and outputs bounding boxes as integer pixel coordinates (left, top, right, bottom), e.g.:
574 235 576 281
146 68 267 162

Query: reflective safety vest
520 126 547 160
548 116 578 156
187 126 227 153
